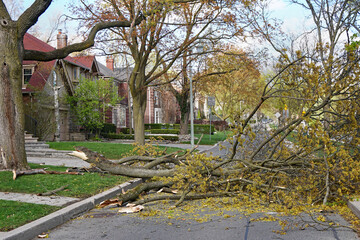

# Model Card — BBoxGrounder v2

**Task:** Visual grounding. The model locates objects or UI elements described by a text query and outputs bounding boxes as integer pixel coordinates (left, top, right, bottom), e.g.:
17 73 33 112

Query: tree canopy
198 47 262 122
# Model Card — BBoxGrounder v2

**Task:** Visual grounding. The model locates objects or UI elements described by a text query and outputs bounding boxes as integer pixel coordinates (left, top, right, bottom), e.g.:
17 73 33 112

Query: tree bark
132 88 147 145
175 90 190 135
129 64 148 145
73 147 175 178
179 110 189 135
0 22 28 170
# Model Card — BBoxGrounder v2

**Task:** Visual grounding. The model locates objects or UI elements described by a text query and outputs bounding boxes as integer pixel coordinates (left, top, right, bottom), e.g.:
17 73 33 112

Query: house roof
97 61 118 79
73 55 122 81
23 34 87 68
114 67 133 82
72 55 95 70
22 33 88 92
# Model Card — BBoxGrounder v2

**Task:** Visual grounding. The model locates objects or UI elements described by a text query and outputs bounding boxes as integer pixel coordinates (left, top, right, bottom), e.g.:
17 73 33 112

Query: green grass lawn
0 163 129 231
0 200 60 231
47 141 182 159
0 163 128 198
182 131 233 145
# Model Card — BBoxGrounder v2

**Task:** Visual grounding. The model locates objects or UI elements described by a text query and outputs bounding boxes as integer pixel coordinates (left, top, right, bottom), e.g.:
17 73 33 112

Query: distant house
22 32 167 140
22 32 123 141
113 66 166 129
22 32 93 141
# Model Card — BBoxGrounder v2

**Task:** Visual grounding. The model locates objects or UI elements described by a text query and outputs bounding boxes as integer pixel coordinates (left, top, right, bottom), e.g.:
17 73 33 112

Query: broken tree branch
37 185 69 196
13 169 83 180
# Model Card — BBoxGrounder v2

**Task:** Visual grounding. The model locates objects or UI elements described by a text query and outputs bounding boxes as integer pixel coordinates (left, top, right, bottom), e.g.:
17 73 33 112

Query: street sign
208 96 215 106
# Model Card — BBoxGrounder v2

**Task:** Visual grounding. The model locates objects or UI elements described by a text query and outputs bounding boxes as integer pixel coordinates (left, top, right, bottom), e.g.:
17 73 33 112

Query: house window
154 91 160 105
155 108 161 123
113 105 127 128
73 67 79 80
23 68 33 86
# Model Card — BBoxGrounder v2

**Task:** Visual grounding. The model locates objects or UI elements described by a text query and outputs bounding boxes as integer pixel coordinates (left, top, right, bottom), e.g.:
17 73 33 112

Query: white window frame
22 64 36 89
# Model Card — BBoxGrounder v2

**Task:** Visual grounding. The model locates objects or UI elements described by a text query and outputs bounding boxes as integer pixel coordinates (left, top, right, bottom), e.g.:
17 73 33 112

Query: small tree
67 78 120 137
198 47 263 122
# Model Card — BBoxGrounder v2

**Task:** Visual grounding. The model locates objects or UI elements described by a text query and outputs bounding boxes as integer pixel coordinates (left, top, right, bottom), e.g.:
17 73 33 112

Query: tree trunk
132 85 147 145
180 111 189 135
0 26 28 170
176 92 190 135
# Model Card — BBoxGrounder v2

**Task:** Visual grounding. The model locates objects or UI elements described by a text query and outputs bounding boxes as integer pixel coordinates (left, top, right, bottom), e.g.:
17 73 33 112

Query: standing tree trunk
180 111 189 135
0 0 142 170
130 70 148 145
175 90 190 135
0 25 28 170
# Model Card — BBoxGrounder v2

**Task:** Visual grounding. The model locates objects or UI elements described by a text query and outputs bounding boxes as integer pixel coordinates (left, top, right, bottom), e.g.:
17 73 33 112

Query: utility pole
53 70 60 142
189 72 195 148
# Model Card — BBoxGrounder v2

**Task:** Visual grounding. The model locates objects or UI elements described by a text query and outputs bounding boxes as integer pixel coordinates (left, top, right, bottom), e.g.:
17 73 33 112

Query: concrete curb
1 178 143 240
348 201 360 219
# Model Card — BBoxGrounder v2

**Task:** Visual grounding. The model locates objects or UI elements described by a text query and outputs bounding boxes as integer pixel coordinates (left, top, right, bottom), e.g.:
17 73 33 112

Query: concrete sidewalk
0 179 143 240
0 192 79 206
27 156 91 168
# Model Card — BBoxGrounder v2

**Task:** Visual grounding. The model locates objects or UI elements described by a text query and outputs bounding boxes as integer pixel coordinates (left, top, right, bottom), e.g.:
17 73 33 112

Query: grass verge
0 163 129 231
0 163 128 198
0 200 60 231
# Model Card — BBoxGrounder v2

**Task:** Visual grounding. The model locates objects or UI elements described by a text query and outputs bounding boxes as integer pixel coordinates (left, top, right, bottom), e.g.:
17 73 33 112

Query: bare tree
70 0 360 212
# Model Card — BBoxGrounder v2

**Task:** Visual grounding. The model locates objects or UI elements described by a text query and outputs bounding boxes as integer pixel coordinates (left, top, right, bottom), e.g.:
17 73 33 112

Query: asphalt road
41 138 360 240
45 208 358 240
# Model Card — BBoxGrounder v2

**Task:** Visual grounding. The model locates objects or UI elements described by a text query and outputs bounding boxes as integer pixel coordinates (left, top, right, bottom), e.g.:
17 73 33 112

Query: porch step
25 142 50 149
25 133 39 143
24 132 77 159
25 148 76 159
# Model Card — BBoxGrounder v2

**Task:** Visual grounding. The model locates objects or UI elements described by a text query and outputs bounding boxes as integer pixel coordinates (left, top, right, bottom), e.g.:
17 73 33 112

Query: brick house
22 32 166 139
22 32 122 140
112 66 166 130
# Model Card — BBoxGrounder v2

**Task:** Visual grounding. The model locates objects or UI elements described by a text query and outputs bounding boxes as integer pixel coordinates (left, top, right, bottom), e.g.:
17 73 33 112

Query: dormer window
22 65 35 88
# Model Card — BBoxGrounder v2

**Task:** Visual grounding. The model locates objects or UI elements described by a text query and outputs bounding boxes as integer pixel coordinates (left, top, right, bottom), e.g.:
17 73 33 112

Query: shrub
118 128 133 134
101 123 116 133
148 129 180 134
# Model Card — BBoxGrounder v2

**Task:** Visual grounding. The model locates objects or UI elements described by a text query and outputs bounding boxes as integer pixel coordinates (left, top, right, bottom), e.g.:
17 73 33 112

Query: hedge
103 133 179 141
145 123 214 134
146 135 179 141
118 128 133 134
103 133 134 140
147 129 180 134
101 123 116 133
145 123 178 130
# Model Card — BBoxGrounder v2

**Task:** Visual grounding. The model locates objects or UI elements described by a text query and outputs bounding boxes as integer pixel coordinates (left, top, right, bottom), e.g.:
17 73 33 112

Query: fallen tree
71 79 360 209
68 49 360 212
66 0 360 232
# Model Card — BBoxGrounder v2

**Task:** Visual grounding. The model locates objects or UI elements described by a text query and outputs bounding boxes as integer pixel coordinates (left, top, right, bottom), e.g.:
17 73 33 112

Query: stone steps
25 133 76 158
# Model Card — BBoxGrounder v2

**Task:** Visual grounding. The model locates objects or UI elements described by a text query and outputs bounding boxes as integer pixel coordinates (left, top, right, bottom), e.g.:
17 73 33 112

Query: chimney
106 56 114 71
57 29 67 49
